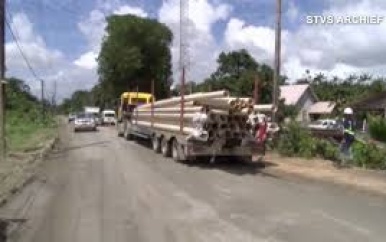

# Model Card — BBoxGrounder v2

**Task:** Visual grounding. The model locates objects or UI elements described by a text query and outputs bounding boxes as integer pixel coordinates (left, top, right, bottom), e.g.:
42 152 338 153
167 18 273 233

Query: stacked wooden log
133 90 255 143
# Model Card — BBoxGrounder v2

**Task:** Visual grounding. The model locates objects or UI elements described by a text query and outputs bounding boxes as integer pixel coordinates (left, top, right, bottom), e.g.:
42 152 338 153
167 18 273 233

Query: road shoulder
261 153 386 197
0 126 59 206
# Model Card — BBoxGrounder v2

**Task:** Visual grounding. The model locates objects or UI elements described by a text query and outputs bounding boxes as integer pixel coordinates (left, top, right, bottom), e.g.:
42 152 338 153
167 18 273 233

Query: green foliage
368 116 386 142
194 49 286 103
60 14 174 112
352 142 386 169
98 14 173 101
278 122 340 160
278 122 386 170
5 77 56 151
278 122 316 158
309 73 386 109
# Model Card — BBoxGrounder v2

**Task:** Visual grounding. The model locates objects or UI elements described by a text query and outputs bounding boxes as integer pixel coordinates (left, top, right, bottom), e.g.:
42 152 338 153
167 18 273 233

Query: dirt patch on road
262 153 386 197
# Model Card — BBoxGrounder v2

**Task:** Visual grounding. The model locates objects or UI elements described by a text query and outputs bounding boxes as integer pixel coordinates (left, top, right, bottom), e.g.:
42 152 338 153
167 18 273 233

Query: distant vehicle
101 110 116 125
74 112 97 132
68 113 76 123
308 119 338 130
84 106 101 125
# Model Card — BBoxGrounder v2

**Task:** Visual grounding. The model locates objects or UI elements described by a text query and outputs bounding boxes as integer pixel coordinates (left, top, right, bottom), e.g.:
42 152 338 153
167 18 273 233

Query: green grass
5 112 58 153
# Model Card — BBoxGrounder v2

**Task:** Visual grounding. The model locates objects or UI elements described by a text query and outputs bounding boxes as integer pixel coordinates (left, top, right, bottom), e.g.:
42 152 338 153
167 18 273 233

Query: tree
97 14 173 103
196 49 285 104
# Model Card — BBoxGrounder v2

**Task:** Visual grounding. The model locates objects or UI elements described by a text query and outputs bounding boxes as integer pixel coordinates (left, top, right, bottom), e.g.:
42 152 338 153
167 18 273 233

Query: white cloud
158 0 232 82
221 0 386 82
74 51 98 70
77 9 106 52
286 1 299 23
223 18 293 68
113 5 148 17
6 13 63 72
16 0 386 102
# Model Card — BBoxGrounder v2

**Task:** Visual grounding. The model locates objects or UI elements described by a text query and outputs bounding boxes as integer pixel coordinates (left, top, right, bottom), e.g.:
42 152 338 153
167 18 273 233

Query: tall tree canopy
193 49 286 104
97 14 173 102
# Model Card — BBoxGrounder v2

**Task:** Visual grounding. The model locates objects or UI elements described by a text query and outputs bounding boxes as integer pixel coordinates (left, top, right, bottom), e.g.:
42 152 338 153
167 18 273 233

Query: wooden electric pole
40 79 45 118
254 75 259 105
0 0 6 162
272 0 282 122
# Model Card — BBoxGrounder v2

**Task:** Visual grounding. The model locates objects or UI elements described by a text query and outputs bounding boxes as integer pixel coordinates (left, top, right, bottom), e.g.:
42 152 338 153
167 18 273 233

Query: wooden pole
272 0 282 122
136 85 139 125
0 0 6 162
151 79 154 128
254 75 259 105
40 79 45 118
180 66 186 133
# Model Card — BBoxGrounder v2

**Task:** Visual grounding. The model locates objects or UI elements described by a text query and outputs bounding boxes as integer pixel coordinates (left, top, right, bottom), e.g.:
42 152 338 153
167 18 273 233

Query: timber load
133 90 255 142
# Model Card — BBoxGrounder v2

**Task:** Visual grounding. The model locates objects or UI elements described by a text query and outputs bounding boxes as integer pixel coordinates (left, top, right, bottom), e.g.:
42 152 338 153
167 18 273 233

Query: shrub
315 139 340 161
278 122 316 158
352 142 386 169
368 116 386 142
277 121 386 170
278 121 341 161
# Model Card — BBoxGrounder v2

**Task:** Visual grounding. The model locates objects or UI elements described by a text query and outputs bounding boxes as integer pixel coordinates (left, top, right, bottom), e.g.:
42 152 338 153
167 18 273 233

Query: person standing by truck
256 115 268 156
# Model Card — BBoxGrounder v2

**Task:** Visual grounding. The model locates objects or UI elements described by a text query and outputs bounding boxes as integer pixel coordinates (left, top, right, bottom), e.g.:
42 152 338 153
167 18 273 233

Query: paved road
4 124 386 242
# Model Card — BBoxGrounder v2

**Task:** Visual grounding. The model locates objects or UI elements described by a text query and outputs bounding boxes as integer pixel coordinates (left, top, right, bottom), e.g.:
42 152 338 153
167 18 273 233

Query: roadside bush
368 116 386 142
352 142 386 170
278 121 340 161
315 139 340 161
277 122 317 158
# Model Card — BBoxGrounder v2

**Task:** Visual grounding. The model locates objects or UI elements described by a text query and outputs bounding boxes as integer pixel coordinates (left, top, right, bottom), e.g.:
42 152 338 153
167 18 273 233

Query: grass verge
5 112 58 153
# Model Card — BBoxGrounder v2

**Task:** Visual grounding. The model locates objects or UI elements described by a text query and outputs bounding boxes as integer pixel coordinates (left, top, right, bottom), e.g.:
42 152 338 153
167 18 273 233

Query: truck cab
117 92 154 137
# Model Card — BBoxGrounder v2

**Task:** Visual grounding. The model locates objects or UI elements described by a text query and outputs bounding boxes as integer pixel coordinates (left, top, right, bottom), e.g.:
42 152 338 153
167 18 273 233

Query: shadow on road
51 141 110 154
183 158 279 177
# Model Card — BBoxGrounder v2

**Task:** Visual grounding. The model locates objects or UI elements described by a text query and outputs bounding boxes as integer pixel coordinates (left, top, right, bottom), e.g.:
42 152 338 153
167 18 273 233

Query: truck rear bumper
185 143 256 157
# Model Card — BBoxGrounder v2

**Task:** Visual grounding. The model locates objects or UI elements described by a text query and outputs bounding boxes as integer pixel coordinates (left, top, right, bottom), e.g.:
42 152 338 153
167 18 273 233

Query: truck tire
161 138 171 157
152 136 161 153
125 129 133 141
171 139 184 161
239 155 253 163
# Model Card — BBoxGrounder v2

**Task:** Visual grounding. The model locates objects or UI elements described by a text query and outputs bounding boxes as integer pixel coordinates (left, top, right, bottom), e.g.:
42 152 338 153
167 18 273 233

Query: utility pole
272 0 282 122
0 0 6 162
254 75 259 105
40 79 45 118
179 0 189 134
51 80 57 115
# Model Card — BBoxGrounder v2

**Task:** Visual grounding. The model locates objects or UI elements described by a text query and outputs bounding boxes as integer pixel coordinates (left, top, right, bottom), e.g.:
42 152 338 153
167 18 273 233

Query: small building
308 101 337 121
280 84 318 122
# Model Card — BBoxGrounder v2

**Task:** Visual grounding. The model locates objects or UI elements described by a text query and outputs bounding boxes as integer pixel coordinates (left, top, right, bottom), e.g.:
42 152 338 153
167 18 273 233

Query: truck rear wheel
161 138 171 157
152 136 161 153
172 139 184 161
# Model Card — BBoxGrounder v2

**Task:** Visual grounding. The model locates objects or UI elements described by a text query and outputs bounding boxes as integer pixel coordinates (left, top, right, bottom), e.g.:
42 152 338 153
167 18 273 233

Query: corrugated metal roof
280 84 310 105
308 101 336 114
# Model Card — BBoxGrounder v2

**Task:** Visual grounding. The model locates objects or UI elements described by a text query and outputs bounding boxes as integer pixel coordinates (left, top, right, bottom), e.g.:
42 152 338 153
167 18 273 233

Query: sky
5 0 386 102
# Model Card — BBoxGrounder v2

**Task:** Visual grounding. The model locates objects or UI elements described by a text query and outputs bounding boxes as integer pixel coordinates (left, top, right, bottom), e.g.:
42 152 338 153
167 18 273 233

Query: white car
74 113 97 132
308 119 337 130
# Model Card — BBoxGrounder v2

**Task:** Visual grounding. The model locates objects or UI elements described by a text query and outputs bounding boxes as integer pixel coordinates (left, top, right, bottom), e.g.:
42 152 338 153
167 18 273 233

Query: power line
5 15 40 80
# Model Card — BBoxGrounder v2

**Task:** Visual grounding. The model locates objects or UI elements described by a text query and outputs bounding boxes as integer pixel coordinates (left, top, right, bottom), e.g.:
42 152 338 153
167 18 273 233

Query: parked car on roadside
74 112 97 132
307 119 338 130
